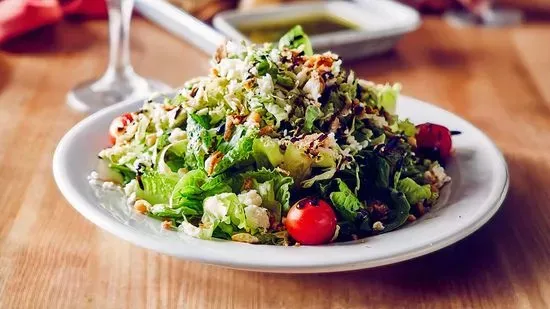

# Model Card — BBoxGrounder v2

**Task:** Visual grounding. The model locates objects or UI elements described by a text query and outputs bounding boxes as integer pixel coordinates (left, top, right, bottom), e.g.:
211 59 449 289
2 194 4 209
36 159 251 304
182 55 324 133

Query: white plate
53 95 508 273
213 0 421 60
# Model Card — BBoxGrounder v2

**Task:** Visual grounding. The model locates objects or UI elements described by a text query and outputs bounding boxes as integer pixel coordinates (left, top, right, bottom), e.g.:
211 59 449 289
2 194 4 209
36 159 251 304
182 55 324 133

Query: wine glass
444 0 523 27
67 0 172 113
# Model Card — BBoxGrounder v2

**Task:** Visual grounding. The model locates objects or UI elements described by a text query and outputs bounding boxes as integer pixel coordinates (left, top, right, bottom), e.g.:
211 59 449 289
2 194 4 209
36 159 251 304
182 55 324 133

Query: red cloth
0 0 107 44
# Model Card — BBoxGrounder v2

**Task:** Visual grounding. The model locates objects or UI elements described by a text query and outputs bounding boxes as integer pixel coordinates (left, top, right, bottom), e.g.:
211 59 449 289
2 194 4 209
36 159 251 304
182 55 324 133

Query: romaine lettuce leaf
252 136 284 168
304 105 322 133
278 25 313 56
398 119 416 137
239 168 294 213
377 83 401 114
329 179 362 222
213 127 258 175
379 189 410 232
136 171 179 205
301 167 336 188
170 169 232 215
396 177 432 205
280 144 312 184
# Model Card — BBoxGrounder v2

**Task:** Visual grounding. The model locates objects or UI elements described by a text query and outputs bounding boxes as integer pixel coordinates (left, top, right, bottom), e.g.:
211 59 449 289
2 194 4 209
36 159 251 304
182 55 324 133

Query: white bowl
213 0 421 60
53 95 508 273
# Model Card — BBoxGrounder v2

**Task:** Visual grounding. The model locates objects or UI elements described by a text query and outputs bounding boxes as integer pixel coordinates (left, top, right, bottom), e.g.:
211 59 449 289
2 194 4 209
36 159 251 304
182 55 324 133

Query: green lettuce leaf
304 105 322 133
189 113 212 129
329 179 362 223
280 144 313 184
379 189 410 232
378 83 401 114
301 167 336 188
278 25 313 56
252 136 284 168
396 177 432 205
398 119 416 137
239 168 294 213
136 171 179 205
170 170 232 215
213 128 258 175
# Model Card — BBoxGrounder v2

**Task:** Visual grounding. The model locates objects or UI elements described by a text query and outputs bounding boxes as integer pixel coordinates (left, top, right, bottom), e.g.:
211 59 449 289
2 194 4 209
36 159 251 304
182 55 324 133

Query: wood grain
1 17 550 309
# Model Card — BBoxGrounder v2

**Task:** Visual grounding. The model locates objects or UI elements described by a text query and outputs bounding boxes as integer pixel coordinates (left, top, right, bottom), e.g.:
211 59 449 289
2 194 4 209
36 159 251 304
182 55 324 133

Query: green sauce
238 14 358 44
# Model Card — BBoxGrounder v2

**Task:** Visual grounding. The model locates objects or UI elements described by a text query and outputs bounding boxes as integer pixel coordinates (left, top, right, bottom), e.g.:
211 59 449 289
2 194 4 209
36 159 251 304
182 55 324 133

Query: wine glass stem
106 0 135 79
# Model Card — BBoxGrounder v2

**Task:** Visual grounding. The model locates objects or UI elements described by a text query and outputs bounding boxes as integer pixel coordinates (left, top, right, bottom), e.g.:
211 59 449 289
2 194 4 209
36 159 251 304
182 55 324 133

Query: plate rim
53 95 509 273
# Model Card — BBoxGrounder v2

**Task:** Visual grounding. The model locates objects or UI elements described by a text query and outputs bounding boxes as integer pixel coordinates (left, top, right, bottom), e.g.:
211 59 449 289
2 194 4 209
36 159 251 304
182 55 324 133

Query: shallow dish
53 95 508 273
213 0 421 60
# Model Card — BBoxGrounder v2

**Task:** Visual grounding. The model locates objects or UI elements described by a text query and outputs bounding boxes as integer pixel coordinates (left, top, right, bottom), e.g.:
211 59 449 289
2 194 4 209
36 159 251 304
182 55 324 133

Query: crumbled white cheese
303 72 324 101
227 79 240 95
226 41 246 55
363 114 389 128
203 195 230 220
218 58 249 81
88 171 101 186
332 59 342 75
126 192 137 208
179 221 201 237
426 162 451 188
257 74 274 96
346 135 363 153
124 179 138 196
238 190 263 207
244 205 270 230
269 48 281 64
101 181 119 190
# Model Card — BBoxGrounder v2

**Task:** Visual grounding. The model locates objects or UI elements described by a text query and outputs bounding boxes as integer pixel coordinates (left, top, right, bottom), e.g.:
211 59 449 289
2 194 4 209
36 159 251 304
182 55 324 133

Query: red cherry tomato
415 123 452 161
109 113 134 144
285 197 337 245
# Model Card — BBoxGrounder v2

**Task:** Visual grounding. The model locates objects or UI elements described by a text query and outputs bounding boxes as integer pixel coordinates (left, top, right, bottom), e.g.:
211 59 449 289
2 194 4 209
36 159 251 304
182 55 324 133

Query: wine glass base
444 8 523 27
67 75 172 114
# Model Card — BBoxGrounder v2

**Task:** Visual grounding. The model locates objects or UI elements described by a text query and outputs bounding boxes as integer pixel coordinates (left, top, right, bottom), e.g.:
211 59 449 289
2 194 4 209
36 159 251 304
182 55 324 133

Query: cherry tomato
415 123 452 161
109 113 134 144
285 197 337 245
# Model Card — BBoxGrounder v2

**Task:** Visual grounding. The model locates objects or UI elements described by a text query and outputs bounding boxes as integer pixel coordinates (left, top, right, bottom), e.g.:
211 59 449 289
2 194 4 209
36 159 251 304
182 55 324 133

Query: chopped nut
243 78 255 90
424 171 436 184
407 214 417 222
259 125 273 136
214 43 226 63
161 220 173 230
407 136 417 148
210 67 219 77
242 178 254 190
248 111 261 124
134 200 151 214
373 221 385 231
231 233 259 244
416 202 426 216
224 116 235 141
205 151 224 175
145 134 157 147
190 87 198 97
330 117 340 133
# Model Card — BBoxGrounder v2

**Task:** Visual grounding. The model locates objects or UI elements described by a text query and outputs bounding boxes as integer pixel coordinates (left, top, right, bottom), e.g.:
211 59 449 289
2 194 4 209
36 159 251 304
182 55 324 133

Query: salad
93 26 452 245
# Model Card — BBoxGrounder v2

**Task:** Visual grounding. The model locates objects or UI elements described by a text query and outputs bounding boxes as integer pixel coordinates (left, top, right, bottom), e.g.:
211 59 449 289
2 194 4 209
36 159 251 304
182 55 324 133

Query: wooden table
1 17 549 309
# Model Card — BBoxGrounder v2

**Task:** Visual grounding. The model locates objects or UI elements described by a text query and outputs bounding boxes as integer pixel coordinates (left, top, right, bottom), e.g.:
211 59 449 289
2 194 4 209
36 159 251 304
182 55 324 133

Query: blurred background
1 0 549 112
